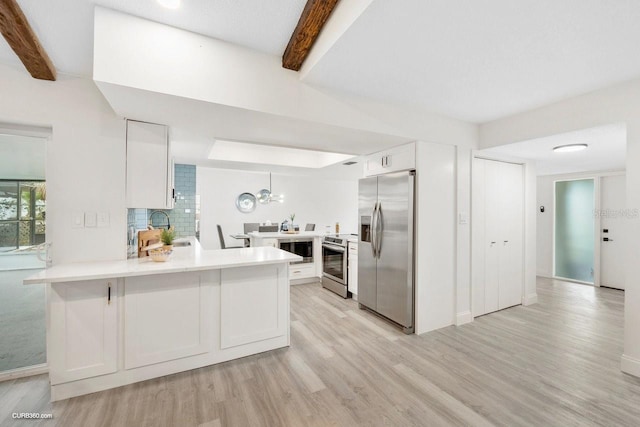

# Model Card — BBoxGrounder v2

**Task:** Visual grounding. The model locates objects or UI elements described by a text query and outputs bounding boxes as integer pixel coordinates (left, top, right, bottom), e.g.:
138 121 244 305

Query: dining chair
217 225 243 249
258 225 279 232
243 223 260 233
305 223 316 231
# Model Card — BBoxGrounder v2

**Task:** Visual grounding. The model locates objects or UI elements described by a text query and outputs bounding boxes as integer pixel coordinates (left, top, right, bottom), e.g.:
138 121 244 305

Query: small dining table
229 233 251 247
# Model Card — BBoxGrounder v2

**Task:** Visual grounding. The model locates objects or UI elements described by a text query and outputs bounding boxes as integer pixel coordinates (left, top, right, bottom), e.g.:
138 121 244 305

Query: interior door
498 162 524 309
376 172 414 328
483 160 501 314
358 177 378 310
600 175 626 289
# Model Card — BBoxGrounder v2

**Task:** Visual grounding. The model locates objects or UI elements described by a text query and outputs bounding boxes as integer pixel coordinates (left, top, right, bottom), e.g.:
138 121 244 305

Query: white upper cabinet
364 142 416 177
126 120 175 209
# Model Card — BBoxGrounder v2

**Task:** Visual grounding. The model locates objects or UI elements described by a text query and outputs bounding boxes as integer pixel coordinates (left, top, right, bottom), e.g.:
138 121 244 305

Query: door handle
603 237 614 242
376 203 383 259
371 203 378 258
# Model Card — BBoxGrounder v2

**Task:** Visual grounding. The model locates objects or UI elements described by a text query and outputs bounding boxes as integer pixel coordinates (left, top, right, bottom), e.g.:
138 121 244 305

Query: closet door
498 162 524 309
473 158 524 317
483 160 501 315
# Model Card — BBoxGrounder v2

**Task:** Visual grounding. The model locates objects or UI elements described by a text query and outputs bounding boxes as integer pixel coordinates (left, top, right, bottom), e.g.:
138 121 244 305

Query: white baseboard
456 311 473 326
621 354 640 378
0 363 48 383
522 293 538 305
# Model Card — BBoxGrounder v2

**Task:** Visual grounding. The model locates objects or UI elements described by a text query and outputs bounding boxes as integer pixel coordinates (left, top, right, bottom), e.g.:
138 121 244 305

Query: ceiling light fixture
256 173 284 204
553 144 588 153
157 0 181 9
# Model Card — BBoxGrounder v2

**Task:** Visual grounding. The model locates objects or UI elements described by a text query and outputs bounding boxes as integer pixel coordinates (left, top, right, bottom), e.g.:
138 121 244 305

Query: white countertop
24 237 302 284
248 231 325 239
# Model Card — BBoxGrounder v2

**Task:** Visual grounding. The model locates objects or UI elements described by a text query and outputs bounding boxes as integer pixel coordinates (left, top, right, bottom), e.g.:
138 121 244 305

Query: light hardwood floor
2 277 640 426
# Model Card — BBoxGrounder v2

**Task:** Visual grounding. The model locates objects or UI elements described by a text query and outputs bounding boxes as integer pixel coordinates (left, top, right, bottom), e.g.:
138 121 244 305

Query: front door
600 175 626 290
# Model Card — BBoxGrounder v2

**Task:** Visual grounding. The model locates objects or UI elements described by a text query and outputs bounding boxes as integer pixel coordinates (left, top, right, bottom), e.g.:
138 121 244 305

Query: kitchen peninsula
24 237 301 401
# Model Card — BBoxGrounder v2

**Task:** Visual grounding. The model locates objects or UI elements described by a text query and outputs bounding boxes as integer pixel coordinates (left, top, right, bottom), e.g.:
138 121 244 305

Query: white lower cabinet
220 264 288 349
124 272 214 369
289 263 316 280
348 241 358 297
46 264 291 400
49 280 118 385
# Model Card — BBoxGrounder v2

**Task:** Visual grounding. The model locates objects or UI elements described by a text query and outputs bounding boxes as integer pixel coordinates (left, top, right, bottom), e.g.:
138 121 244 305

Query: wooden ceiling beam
283 0 340 71
0 0 56 81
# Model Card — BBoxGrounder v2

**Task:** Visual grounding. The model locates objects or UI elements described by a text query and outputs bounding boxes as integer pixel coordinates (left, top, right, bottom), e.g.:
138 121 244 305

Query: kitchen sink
173 241 192 247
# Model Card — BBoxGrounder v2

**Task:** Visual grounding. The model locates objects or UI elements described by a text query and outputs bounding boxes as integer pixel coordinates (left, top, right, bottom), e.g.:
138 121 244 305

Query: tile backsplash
127 164 196 258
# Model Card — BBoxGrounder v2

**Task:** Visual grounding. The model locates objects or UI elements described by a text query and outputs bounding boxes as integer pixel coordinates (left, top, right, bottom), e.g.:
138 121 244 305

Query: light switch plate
97 212 110 228
85 212 97 228
72 211 84 228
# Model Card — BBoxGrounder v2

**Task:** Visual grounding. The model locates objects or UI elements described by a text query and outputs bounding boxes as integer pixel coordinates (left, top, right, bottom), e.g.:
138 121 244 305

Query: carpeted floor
0 269 46 372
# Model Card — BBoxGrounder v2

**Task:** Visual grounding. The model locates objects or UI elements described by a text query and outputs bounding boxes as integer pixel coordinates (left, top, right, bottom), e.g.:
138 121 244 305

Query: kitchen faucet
149 210 171 229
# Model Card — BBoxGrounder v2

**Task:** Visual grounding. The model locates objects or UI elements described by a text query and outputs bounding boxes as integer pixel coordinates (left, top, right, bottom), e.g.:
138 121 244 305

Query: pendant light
257 173 284 204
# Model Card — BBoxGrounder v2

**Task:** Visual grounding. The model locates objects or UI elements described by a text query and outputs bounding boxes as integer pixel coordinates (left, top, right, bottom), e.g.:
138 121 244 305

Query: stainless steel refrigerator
358 171 415 334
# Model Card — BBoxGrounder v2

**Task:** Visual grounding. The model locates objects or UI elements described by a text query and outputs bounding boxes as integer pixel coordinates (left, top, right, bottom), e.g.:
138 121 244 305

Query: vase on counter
163 244 173 251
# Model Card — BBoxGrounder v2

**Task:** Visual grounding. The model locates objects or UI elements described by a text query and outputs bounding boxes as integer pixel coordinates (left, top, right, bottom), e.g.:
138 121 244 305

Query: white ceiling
0 0 306 76
483 123 626 176
303 0 640 123
2 0 639 167
3 0 640 125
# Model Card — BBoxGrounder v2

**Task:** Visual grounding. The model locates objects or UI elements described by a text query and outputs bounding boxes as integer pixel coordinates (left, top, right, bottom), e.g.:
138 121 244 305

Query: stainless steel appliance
321 235 351 298
279 238 313 264
359 171 415 334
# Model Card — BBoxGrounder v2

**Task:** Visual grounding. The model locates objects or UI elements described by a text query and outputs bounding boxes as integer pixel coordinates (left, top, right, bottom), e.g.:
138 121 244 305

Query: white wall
415 141 457 333
537 175 555 278
0 63 126 264
197 168 358 250
480 77 640 377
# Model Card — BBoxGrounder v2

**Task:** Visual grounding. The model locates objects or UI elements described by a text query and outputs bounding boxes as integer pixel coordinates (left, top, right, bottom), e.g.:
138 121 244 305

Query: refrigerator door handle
376 202 383 259
371 202 379 258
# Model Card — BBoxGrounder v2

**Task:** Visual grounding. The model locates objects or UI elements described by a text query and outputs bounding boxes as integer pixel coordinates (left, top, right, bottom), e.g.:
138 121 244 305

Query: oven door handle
322 243 346 253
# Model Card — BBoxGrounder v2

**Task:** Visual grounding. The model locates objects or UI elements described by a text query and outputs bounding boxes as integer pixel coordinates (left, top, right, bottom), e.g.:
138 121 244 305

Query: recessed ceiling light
553 144 588 153
208 139 355 168
157 0 180 9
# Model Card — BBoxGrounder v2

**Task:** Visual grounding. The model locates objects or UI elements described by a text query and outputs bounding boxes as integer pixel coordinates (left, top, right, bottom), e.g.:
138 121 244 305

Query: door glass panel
0 133 47 374
555 179 595 283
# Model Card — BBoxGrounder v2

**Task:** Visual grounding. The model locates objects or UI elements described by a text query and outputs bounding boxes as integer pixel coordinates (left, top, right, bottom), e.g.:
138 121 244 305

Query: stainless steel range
321 234 352 298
